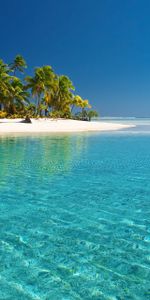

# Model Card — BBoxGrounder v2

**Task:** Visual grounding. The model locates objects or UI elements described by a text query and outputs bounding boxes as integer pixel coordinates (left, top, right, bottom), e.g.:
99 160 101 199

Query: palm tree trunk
37 94 40 116
45 108 48 117
71 104 74 114
9 102 15 115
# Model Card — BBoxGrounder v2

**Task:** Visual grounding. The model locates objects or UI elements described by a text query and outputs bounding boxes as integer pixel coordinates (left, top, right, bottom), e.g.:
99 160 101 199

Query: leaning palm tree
10 55 27 75
3 78 29 115
71 95 91 114
0 60 11 110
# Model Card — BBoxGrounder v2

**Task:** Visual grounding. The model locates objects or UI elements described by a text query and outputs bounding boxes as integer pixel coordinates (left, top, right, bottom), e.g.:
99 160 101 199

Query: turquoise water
0 130 150 299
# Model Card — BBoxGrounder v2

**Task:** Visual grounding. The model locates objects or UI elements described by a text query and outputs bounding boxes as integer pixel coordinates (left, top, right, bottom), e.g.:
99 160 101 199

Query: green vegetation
0 55 98 120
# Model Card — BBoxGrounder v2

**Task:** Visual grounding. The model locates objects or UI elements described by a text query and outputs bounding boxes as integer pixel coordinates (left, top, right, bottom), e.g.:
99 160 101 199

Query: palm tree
40 66 57 115
52 75 74 114
25 69 45 116
0 59 29 115
0 60 11 110
10 55 27 75
71 95 91 114
25 66 56 116
3 78 29 115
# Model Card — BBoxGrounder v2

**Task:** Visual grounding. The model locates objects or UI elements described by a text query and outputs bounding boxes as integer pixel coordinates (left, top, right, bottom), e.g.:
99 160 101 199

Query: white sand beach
0 118 135 134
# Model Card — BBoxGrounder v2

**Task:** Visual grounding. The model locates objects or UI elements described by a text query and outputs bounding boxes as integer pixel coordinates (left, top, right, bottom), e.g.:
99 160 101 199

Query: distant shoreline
0 118 135 134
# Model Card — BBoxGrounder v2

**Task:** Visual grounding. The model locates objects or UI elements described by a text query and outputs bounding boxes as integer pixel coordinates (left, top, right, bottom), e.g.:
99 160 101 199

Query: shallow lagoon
0 128 150 299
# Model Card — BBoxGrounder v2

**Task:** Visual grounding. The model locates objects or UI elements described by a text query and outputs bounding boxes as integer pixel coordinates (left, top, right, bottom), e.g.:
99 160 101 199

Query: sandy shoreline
0 118 135 134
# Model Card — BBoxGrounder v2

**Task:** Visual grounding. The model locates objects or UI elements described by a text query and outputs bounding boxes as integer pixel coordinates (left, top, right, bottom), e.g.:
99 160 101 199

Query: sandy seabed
0 118 134 134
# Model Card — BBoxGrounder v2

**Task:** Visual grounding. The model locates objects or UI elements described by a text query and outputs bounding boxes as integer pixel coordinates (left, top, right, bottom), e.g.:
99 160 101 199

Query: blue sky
1 0 150 116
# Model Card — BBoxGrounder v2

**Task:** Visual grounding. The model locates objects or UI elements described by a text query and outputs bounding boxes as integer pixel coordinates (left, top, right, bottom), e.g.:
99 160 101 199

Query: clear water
99 117 150 134
0 123 150 299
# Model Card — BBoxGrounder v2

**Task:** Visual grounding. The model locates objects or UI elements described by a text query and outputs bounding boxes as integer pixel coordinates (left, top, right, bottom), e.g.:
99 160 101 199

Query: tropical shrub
87 110 99 121
7 113 25 119
0 111 7 118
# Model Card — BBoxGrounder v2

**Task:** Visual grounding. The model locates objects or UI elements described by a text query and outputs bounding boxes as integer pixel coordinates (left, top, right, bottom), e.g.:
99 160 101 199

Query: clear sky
1 0 150 116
